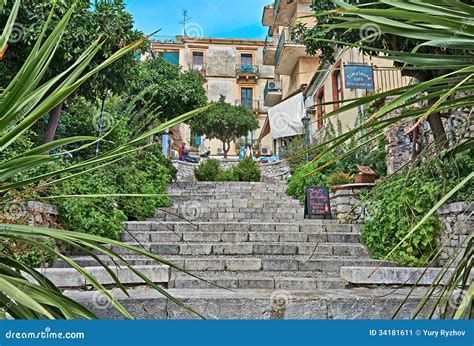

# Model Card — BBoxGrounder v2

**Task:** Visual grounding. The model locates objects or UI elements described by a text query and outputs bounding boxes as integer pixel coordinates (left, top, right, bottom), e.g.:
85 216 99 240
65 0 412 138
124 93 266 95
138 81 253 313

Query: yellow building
148 35 276 157
259 0 320 153
259 1 411 153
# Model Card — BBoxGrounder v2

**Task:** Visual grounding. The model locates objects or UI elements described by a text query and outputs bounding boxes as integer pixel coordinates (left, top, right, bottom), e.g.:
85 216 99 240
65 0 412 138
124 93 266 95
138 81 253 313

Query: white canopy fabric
268 92 305 139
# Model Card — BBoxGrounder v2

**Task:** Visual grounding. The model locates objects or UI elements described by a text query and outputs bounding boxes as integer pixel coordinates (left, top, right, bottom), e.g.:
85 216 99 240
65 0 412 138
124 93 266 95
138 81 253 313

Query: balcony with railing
149 35 183 44
264 79 283 107
274 26 316 75
189 63 207 76
263 34 280 66
262 4 274 26
235 65 260 80
272 0 311 26
235 99 265 113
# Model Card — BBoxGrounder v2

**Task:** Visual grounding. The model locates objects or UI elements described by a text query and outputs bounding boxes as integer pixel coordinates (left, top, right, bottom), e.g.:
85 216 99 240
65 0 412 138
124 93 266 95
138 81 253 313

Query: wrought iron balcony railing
189 63 207 75
274 26 303 66
235 65 260 77
149 35 181 44
235 99 262 112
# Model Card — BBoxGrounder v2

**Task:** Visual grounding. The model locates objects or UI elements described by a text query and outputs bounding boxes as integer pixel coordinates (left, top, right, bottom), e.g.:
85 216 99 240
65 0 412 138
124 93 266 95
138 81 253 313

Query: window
161 51 180 65
332 61 344 110
241 53 253 66
241 88 253 110
316 88 325 129
189 129 200 148
192 51 204 70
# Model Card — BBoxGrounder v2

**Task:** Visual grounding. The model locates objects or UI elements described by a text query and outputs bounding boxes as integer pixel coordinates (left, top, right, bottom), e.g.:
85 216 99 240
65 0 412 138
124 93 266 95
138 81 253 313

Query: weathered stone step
113 242 368 257
29 265 169 288
53 256 393 273
66 287 432 319
341 266 474 286
160 257 394 273
153 215 306 222
125 221 353 234
122 231 361 244
170 275 345 290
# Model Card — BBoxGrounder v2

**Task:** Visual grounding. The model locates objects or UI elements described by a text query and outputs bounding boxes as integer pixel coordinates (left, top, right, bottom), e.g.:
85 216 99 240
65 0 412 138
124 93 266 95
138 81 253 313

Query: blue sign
0 320 471 346
344 64 375 90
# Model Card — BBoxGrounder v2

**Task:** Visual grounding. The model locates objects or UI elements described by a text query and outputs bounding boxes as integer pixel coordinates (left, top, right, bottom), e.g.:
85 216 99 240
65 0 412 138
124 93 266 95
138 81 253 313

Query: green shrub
361 152 473 267
194 159 220 181
52 169 127 240
116 147 173 220
326 172 354 186
233 157 261 182
286 160 329 203
52 145 175 237
215 169 238 182
0 239 57 268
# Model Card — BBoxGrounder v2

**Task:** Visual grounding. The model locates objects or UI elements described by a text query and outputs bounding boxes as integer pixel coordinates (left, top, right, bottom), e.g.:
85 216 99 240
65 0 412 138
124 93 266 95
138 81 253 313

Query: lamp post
301 113 311 162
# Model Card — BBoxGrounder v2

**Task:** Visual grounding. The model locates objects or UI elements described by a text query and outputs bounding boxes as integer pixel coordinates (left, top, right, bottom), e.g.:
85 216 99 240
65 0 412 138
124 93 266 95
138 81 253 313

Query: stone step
340 266 474 286
122 231 361 244
53 256 394 273
162 257 394 273
112 242 368 257
152 215 308 222
170 275 345 290
29 265 169 288
125 221 352 234
66 287 432 319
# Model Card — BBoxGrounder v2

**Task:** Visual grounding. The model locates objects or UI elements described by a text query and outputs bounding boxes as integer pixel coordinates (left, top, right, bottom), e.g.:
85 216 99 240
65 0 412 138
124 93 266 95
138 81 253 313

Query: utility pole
179 10 192 37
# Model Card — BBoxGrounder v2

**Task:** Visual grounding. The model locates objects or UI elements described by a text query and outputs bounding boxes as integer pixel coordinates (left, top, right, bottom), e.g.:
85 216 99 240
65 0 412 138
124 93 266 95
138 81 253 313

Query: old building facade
148 35 275 157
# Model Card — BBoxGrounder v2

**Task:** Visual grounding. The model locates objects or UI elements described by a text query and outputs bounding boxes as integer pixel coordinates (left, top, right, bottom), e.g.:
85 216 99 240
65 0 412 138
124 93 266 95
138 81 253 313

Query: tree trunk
426 99 447 148
222 141 230 159
43 102 64 144
401 71 447 147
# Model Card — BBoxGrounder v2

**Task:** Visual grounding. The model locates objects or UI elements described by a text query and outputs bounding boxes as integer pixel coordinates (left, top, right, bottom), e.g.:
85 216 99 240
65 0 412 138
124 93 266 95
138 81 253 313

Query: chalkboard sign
304 186 332 219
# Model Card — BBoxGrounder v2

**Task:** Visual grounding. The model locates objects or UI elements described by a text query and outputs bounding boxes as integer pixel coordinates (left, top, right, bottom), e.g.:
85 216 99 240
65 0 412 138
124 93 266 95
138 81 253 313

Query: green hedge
52 146 175 240
361 152 473 266
194 158 261 182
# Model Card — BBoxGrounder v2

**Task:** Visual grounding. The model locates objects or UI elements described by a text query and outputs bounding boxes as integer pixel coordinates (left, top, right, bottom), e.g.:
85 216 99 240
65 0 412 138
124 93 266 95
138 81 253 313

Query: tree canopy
191 96 259 158
0 0 144 143
127 56 208 125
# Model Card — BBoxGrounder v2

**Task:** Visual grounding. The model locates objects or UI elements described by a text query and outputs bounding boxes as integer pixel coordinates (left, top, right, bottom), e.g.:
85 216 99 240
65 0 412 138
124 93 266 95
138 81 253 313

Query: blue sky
125 0 270 39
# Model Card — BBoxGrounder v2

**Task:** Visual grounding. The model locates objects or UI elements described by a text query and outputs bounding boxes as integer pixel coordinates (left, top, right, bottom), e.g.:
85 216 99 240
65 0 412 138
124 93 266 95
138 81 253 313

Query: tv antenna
179 10 192 36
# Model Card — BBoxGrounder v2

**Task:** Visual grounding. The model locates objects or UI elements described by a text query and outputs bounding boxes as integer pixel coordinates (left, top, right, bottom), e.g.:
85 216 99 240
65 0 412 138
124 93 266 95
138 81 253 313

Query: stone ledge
437 202 473 215
340 266 471 286
65 287 439 320
26 265 169 288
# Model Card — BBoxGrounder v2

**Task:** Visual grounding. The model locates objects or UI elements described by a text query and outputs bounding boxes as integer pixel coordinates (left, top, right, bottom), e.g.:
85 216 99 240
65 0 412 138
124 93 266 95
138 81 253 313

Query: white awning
268 92 305 139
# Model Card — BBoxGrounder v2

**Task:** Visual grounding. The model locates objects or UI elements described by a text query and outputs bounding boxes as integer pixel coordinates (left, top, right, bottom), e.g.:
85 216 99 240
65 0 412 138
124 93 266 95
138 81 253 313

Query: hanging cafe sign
344 63 375 90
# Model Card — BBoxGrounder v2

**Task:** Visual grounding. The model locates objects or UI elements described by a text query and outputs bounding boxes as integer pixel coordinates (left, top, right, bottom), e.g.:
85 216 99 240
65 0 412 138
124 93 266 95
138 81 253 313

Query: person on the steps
179 143 199 163
244 144 255 159
239 145 246 160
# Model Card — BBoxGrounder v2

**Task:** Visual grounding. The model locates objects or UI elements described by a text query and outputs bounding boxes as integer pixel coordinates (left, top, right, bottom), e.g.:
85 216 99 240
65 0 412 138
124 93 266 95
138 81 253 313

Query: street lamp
301 113 311 162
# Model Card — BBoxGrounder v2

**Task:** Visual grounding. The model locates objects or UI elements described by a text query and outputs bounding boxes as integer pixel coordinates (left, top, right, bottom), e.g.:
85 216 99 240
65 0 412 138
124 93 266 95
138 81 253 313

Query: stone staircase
61 181 432 319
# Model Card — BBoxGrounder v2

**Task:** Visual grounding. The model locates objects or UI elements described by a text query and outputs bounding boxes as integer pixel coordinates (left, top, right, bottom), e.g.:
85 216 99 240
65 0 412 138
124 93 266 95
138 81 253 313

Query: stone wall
330 189 366 224
172 159 291 182
437 202 473 267
384 91 473 175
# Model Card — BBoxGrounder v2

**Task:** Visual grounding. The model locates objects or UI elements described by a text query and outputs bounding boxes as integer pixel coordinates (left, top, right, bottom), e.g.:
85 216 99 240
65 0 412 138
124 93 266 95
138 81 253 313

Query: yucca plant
0 0 209 319
298 0 473 319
